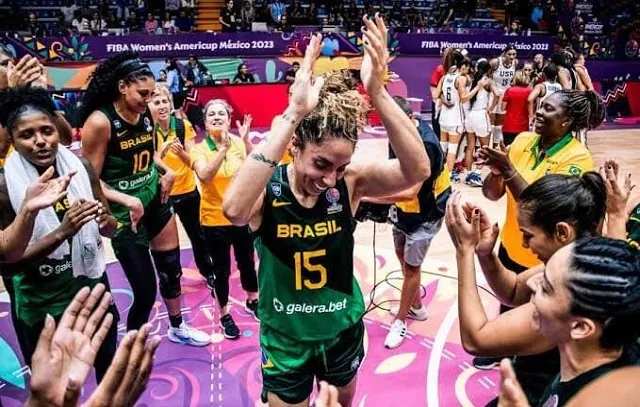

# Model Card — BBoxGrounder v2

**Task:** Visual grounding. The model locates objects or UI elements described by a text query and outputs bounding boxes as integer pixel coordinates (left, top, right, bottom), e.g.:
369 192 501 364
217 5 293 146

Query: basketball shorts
392 218 443 267
260 320 365 405
110 189 174 251
467 110 492 137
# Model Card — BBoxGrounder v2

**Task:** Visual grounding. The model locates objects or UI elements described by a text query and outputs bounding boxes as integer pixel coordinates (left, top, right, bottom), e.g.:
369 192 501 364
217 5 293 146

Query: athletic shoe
168 323 210 347
245 299 259 321
390 305 428 321
465 171 483 187
384 319 408 349
220 314 241 340
450 172 461 184
472 356 500 370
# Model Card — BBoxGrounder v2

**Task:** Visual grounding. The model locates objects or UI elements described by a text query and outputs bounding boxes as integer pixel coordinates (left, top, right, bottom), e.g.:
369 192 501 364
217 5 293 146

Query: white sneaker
384 319 408 349
167 323 210 347
390 305 428 321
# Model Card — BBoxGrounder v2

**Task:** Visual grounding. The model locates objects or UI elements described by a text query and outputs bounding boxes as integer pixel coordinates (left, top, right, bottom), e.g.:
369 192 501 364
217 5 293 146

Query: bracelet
503 171 518 182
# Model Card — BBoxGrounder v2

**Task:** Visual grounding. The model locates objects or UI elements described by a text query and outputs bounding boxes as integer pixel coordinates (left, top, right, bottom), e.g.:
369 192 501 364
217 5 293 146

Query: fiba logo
273 298 284 312
119 180 130 190
39 264 54 277
325 188 340 203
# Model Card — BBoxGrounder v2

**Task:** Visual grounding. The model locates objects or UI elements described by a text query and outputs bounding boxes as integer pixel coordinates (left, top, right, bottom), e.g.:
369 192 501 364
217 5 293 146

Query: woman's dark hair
392 95 413 118
542 63 558 81
237 63 246 73
79 51 153 125
503 44 517 54
470 60 491 108
554 89 605 132
567 237 640 349
458 57 472 69
444 49 464 71
0 86 57 134
519 172 606 238
166 58 178 71
550 51 571 70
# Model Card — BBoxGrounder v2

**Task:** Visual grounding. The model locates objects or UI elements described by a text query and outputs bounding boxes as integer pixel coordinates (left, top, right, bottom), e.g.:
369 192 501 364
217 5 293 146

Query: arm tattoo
250 153 278 168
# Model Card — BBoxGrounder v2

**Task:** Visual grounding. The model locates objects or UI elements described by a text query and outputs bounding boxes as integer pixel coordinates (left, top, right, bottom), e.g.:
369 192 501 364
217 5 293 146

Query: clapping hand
360 13 389 99
26 284 114 407
599 158 635 217
445 191 481 252
497 359 531 407
24 167 77 212
288 33 325 117
236 114 253 142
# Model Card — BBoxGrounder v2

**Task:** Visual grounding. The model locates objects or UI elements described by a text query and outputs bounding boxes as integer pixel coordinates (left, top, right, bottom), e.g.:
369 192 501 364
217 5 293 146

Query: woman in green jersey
0 86 118 381
223 15 431 407
80 52 209 346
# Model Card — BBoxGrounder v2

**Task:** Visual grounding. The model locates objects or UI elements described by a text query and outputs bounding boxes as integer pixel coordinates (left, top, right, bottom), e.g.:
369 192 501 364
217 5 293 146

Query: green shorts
111 190 174 252
260 319 365 405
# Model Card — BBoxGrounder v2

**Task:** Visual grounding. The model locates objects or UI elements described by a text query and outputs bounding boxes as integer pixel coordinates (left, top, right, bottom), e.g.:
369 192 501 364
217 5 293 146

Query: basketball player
223 15 431 406
80 52 209 346
489 45 518 149
527 63 562 123
464 60 499 186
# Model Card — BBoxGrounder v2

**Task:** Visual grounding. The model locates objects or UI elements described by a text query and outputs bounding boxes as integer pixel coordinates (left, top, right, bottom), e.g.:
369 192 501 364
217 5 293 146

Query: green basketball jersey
5 180 102 326
254 165 365 342
99 104 158 207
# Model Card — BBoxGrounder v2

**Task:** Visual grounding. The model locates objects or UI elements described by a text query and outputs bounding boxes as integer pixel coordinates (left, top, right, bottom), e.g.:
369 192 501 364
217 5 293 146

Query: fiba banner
2 32 554 61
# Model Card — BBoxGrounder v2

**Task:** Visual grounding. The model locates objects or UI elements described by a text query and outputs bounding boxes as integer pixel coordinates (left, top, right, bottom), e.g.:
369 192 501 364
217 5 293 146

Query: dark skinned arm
0 174 39 263
81 158 116 238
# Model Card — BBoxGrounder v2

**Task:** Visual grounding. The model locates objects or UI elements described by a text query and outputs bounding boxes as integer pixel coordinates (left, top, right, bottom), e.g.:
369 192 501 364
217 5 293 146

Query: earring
562 123 568 127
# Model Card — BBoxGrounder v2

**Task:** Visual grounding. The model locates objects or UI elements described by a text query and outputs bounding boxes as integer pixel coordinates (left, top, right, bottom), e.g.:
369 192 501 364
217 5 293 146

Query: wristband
503 171 518 182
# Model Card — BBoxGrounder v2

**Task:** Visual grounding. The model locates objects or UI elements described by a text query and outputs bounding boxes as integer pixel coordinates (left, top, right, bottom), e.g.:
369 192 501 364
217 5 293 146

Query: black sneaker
246 299 259 321
220 314 240 339
473 356 500 370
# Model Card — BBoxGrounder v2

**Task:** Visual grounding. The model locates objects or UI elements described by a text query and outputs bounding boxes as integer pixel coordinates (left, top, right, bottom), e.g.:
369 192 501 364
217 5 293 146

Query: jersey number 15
294 250 327 291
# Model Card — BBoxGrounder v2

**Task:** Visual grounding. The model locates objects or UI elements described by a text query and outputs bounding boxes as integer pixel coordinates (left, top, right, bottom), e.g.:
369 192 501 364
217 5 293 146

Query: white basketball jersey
542 81 562 102
462 75 471 113
472 78 490 111
493 57 515 92
440 73 463 126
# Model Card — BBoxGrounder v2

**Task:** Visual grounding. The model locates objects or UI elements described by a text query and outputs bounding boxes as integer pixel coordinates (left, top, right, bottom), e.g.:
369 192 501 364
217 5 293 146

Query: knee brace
151 248 183 300
447 142 459 155
492 125 503 145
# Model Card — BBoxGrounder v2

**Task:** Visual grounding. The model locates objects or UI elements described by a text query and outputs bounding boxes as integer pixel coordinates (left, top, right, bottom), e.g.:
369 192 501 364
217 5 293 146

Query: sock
169 313 183 328
492 125 503 146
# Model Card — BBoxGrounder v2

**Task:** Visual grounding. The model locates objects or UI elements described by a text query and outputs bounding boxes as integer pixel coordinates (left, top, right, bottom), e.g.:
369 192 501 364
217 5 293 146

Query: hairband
114 58 150 80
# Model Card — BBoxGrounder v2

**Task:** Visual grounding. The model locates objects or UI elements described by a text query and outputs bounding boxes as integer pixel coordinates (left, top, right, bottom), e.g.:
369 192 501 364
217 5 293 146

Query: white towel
5 145 105 279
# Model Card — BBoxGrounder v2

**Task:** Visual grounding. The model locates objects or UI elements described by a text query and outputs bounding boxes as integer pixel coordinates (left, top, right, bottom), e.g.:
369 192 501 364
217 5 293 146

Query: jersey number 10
294 250 327 291
133 151 151 174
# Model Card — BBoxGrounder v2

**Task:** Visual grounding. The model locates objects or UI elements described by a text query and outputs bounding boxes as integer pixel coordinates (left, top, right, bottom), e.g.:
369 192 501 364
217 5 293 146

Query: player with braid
223 16 431 406
80 52 209 346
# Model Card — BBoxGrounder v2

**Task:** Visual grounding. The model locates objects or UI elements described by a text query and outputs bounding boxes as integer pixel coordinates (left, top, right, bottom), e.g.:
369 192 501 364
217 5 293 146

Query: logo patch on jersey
326 187 343 214
114 120 122 129
39 264 54 277
261 349 274 369
144 117 153 132
116 130 128 138
568 165 582 176
271 183 282 197
273 298 284 312
350 356 360 371
118 180 130 190
272 199 291 208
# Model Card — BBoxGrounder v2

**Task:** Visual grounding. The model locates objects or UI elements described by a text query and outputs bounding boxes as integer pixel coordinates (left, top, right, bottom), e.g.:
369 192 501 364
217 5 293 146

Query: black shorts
260 320 365 405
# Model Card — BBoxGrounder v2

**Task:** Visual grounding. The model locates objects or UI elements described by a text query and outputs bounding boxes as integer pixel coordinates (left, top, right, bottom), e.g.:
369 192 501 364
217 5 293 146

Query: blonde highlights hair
512 69 530 87
151 84 174 110
294 71 369 149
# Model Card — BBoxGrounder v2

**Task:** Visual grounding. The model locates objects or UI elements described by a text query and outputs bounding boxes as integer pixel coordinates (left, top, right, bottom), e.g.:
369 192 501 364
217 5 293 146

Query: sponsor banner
1 32 555 61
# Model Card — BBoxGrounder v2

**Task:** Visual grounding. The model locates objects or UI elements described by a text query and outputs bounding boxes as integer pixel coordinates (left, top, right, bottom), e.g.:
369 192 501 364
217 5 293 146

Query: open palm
360 13 389 97
24 167 76 212
289 33 325 116
28 285 114 407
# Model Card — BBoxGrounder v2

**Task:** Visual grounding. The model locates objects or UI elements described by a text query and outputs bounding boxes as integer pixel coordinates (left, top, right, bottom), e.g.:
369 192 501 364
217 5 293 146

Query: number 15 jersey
255 165 365 342
99 104 158 207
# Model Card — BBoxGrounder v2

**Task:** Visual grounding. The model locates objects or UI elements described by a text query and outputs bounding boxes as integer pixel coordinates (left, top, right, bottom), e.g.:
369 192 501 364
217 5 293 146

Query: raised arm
527 84 543 122
349 14 430 202
446 194 555 357
223 33 326 226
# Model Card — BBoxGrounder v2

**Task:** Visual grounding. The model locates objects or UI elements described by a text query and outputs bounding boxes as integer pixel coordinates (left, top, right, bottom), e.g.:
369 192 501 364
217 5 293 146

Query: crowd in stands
0 0 198 36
